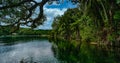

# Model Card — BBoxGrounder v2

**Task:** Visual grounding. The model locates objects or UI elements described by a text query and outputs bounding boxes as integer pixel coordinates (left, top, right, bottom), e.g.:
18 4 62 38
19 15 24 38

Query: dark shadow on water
51 39 120 63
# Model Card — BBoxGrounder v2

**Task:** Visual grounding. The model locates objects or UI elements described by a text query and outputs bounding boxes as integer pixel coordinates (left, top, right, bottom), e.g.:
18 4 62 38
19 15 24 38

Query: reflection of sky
0 40 58 63
38 1 77 29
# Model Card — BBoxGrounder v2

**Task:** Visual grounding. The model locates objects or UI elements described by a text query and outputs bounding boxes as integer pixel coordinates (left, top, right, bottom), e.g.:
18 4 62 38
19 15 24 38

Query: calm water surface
0 37 58 63
0 37 120 63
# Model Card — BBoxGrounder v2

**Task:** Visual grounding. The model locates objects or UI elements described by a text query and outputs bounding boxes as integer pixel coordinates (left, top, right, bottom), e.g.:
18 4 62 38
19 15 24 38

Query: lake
0 37 119 63
0 37 59 63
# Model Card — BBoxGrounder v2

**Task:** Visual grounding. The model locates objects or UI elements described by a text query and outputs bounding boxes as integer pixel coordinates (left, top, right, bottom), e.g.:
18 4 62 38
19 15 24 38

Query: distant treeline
18 28 51 35
0 26 51 36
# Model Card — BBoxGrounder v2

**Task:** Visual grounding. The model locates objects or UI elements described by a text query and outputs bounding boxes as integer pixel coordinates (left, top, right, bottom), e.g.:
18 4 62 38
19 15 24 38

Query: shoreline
0 35 49 38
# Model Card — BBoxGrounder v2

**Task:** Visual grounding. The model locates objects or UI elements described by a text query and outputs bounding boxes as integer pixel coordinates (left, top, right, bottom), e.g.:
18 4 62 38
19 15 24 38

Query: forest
0 0 120 63
51 0 120 47
0 0 119 46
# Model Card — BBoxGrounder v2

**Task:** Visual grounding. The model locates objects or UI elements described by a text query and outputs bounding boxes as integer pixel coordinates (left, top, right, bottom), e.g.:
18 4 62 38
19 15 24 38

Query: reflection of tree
20 57 34 63
52 41 120 63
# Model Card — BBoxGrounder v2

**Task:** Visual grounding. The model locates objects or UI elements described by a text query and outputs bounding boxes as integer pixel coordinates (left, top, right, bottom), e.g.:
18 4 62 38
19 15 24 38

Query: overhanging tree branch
0 0 33 10
0 0 78 31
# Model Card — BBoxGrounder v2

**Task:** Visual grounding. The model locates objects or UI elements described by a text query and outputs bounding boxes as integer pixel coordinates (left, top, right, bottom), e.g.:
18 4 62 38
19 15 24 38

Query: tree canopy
0 0 78 30
51 0 120 46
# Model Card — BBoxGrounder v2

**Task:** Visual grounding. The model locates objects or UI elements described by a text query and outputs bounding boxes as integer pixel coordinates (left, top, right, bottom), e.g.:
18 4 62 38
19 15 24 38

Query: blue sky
37 1 77 29
0 0 77 29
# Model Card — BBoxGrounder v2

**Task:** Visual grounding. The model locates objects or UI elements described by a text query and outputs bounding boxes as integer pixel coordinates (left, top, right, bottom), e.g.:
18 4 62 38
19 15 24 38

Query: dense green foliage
51 0 120 46
0 25 13 35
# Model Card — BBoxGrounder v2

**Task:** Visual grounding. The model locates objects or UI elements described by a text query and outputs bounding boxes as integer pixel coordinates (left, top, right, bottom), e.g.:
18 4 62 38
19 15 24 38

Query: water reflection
0 37 58 63
0 37 120 63
52 40 120 63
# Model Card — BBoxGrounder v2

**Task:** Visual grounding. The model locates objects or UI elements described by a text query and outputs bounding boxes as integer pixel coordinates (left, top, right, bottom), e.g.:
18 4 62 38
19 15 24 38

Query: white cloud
38 7 67 29
44 7 67 17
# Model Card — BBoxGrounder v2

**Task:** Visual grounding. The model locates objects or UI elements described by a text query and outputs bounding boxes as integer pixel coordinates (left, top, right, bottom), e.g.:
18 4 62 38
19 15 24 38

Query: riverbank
0 35 49 39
